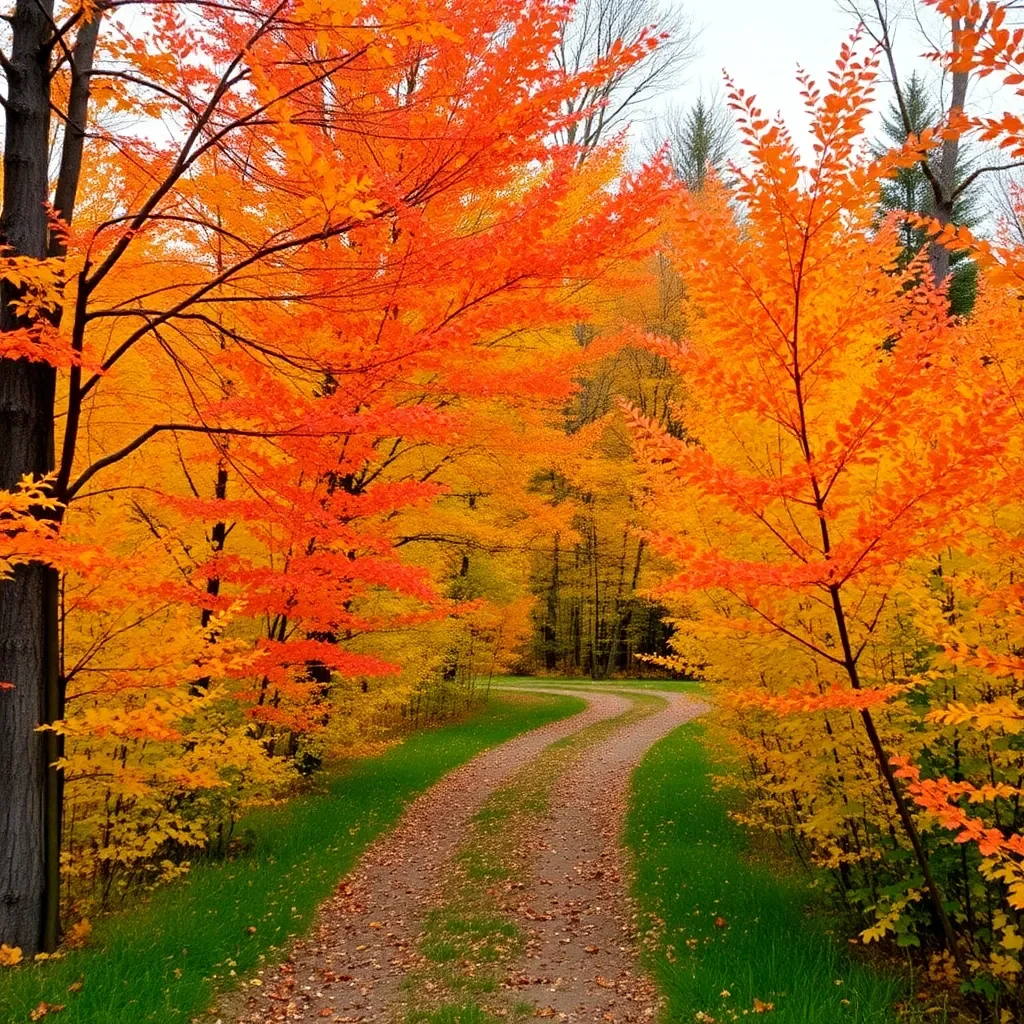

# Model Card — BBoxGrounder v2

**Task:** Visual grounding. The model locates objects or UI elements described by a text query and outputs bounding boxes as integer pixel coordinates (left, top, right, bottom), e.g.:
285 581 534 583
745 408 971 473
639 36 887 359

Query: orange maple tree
0 0 666 953
629 38 1017 978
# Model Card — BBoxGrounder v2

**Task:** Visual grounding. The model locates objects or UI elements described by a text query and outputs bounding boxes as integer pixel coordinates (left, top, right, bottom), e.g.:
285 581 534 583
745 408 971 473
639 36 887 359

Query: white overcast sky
682 0 854 136
656 0 1014 154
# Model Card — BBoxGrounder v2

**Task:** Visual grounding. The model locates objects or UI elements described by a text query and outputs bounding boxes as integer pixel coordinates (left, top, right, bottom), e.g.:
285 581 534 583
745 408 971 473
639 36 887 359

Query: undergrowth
626 720 945 1024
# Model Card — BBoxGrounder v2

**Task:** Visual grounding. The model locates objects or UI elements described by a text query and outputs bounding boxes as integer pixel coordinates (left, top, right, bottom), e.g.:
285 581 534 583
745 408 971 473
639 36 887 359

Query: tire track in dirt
501 689 705 1023
222 690 635 1023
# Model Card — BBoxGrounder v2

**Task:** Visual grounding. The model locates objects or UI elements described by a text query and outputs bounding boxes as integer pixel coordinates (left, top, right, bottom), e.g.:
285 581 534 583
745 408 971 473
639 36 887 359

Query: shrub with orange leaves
628 30 1024 1002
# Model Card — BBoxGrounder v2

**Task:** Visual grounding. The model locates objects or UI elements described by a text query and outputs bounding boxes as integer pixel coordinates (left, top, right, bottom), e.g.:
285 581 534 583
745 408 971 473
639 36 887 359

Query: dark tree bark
0 0 59 955
544 533 560 671
1 1 103 954
50 15 103 260
200 463 230 629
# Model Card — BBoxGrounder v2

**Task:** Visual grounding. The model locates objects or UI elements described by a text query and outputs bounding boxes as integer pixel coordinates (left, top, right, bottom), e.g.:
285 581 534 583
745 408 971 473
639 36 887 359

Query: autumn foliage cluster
0 0 665 952
629 0 1024 1006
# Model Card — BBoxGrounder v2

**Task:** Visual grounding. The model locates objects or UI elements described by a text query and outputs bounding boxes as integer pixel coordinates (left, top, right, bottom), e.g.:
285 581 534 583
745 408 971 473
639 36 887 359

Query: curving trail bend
222 686 705 1024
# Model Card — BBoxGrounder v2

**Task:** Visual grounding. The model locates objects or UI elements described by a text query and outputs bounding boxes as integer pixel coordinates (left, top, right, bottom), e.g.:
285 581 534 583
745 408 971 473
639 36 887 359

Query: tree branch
66 424 336 502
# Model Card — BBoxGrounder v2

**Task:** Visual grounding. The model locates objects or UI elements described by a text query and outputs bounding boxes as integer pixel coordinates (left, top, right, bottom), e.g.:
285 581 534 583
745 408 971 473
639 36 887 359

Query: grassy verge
402 692 664 1023
0 691 585 1024
496 675 703 694
626 721 926 1024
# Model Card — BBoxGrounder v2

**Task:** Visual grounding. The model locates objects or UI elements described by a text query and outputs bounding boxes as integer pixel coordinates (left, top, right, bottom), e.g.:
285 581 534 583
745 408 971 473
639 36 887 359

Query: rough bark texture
50 16 102 259
928 26 969 286
0 564 49 953
0 0 58 954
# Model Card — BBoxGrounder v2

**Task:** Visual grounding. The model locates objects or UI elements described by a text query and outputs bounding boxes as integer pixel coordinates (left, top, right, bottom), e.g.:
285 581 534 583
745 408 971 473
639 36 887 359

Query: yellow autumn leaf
64 918 91 949
0 943 23 966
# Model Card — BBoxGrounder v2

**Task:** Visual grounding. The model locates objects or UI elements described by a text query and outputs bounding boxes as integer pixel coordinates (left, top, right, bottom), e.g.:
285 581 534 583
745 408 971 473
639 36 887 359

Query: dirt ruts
221 687 704 1023
501 691 704 1022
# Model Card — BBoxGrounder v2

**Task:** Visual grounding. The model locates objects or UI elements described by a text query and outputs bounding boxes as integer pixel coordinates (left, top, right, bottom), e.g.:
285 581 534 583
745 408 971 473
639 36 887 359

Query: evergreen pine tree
662 95 733 191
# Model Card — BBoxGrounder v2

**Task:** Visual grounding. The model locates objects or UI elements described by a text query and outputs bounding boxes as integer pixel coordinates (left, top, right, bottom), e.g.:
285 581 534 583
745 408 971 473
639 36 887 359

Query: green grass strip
497 675 703 694
626 721 915 1024
0 691 585 1024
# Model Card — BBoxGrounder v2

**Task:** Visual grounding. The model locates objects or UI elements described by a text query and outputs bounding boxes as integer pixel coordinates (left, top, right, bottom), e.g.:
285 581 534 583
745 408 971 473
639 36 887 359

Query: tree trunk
544 533 559 670
828 585 968 977
0 0 59 954
201 462 229 629
927 18 969 286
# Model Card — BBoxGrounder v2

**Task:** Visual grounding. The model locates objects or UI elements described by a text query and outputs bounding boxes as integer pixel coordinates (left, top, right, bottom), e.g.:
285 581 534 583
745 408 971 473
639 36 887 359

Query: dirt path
221 687 704 1024
501 692 704 1023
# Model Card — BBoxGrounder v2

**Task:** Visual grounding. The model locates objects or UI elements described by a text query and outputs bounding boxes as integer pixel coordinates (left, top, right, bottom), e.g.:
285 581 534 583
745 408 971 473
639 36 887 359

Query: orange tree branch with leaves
628 38 1018 981
0 0 668 953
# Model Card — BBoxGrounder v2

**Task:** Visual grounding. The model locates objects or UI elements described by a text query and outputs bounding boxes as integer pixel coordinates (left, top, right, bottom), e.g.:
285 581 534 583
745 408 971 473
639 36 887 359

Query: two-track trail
221 687 704 1024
